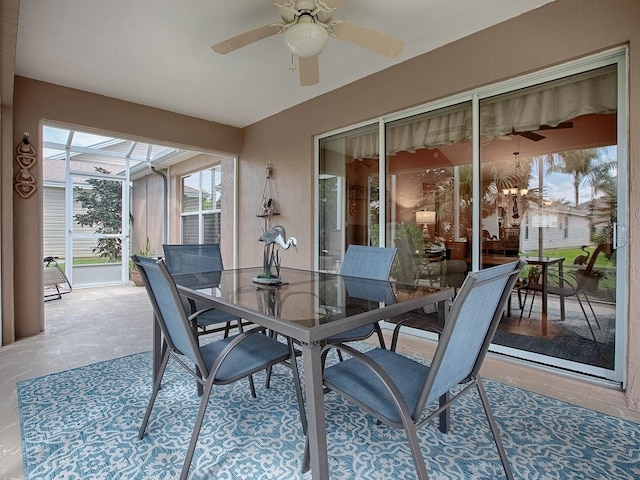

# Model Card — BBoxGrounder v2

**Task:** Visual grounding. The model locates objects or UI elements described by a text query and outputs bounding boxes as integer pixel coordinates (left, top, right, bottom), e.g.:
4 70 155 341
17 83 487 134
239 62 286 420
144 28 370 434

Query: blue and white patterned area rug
17 346 640 479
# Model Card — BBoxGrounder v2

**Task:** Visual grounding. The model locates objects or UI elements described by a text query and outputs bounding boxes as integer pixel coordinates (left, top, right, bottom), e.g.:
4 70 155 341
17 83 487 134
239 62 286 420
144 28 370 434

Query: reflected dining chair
163 243 244 337
315 260 524 479
327 245 397 350
519 268 601 342
133 255 305 480
394 237 441 285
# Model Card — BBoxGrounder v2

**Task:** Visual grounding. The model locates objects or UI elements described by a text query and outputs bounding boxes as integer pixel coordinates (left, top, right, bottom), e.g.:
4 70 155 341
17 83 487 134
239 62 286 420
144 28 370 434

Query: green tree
74 167 123 261
548 148 599 206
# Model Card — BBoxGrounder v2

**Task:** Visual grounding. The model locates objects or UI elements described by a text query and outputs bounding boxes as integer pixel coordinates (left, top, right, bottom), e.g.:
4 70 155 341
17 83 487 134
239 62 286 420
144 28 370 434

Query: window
181 166 222 244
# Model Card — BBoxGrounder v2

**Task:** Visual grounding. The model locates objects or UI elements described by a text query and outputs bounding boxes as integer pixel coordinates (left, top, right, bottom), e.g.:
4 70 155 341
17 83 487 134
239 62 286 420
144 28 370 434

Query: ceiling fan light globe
284 22 328 58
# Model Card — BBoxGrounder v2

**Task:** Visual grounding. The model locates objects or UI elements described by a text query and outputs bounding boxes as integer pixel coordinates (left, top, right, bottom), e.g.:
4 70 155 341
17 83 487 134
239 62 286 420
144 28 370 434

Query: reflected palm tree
547 149 599 206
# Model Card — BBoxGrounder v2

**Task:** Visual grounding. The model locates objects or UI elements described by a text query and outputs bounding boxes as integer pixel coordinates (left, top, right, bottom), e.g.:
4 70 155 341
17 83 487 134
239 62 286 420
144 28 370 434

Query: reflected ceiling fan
211 0 404 86
510 121 575 142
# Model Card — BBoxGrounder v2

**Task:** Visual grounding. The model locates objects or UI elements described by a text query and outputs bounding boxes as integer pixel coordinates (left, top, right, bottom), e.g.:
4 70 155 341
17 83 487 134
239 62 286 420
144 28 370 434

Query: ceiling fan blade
520 131 545 142
538 121 574 131
212 24 279 54
332 20 404 58
299 55 319 86
320 0 350 7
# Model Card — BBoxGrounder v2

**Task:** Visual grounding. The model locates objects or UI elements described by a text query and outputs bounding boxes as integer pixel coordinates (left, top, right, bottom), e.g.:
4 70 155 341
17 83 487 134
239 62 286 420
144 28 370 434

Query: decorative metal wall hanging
257 160 279 223
15 132 37 199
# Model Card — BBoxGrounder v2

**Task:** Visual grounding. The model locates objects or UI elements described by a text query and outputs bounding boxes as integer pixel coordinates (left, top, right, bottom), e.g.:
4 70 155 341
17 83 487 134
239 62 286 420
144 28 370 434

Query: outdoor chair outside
316 260 524 479
133 255 305 480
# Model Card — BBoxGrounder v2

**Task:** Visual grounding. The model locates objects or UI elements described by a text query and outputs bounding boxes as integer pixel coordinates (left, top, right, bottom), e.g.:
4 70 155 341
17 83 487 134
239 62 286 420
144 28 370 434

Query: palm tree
547 148 599 206
586 157 617 235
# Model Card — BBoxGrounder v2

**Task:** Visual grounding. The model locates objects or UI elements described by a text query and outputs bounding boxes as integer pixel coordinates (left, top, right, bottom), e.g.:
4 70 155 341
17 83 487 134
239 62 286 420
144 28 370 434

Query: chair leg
138 349 171 439
581 293 601 329
248 375 257 398
374 322 386 349
517 289 522 309
403 421 430 479
180 377 215 480
476 378 515 480
574 295 598 343
526 291 537 318
519 288 531 321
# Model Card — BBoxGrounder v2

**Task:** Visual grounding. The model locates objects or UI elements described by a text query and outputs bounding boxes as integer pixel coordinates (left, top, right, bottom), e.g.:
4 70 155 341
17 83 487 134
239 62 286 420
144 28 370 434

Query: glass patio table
168 266 454 480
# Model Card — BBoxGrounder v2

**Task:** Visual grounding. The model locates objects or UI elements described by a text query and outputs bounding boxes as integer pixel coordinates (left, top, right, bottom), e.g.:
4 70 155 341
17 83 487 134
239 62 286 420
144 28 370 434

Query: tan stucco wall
0 0 20 347
132 174 165 256
165 153 236 267
239 0 640 409
7 77 242 341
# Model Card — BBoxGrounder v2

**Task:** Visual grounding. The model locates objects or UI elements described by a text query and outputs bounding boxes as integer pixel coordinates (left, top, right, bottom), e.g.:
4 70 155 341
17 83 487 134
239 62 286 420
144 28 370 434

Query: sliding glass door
479 65 621 376
317 49 626 382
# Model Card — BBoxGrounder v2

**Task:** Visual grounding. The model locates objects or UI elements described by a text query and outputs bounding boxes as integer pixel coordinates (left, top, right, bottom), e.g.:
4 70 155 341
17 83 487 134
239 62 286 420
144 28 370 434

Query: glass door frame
65 158 131 286
315 47 628 384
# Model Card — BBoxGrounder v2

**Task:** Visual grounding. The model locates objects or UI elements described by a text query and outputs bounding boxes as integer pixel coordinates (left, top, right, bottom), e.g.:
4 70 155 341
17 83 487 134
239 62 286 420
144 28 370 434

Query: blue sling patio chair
327 245 397 351
163 243 246 338
133 255 306 480
310 260 524 479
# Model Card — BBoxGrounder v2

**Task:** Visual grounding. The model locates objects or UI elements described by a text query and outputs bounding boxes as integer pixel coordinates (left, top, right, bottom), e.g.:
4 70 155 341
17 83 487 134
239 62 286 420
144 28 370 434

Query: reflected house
520 201 592 252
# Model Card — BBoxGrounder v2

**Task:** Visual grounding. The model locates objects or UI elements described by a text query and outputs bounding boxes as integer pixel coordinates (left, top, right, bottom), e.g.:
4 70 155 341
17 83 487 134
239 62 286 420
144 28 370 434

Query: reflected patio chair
441 259 467 293
394 237 441 285
133 255 305 480
520 269 601 342
313 260 524 479
519 245 606 342
327 245 397 350
163 243 244 337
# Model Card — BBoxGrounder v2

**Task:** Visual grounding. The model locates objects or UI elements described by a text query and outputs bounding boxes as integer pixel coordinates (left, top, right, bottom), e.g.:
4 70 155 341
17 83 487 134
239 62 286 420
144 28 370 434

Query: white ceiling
16 0 554 128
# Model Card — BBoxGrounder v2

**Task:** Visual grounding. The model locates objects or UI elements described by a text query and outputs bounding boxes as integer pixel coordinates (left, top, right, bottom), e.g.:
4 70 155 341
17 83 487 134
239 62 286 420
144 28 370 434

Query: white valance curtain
348 68 617 160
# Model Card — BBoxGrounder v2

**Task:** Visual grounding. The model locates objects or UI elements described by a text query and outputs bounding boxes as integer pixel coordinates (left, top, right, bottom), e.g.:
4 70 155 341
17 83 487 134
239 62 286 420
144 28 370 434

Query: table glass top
173 266 445 329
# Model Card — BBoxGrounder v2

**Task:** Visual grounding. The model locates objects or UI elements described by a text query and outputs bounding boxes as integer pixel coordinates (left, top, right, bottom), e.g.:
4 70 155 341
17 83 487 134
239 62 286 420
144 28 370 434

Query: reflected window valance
348 68 616 160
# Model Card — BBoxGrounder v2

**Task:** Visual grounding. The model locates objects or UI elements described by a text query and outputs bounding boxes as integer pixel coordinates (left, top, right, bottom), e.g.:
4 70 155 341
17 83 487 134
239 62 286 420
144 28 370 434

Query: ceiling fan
211 0 404 86
510 121 575 142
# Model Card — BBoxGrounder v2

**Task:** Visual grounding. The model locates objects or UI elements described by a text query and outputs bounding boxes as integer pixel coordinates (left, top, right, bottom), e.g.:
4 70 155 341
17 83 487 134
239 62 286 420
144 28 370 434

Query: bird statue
259 225 298 251
573 245 591 265
255 225 298 283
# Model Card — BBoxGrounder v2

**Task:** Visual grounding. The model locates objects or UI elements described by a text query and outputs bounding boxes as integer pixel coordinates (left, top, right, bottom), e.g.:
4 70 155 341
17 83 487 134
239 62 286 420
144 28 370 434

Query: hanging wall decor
15 132 37 199
257 160 279 224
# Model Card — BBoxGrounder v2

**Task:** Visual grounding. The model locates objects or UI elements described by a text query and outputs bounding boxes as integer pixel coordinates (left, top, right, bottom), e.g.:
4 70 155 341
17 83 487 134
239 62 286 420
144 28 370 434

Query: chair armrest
390 317 443 351
320 342 414 426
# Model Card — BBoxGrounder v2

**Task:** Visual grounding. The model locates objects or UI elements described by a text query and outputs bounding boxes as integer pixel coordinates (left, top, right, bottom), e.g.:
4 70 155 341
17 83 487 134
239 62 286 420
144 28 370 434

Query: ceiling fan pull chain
289 53 297 74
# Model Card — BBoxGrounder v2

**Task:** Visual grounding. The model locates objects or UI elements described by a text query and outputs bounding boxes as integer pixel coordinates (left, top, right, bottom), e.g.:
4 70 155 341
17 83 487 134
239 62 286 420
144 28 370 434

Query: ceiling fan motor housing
284 14 329 58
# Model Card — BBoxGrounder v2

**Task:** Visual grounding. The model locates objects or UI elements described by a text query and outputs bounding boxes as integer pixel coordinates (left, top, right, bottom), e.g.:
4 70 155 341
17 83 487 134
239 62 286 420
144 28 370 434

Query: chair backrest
393 238 420 283
442 259 468 288
343 277 396 305
416 260 524 416
340 245 397 281
163 243 223 275
132 255 206 373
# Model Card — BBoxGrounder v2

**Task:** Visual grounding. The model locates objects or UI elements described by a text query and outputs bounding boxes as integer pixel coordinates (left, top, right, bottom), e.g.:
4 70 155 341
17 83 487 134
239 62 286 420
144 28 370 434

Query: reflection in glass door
317 52 626 382
384 103 473 286
318 124 380 270
480 65 620 378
